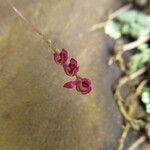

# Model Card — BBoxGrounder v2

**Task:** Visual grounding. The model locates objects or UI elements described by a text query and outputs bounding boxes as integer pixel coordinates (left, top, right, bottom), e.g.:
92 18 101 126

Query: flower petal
70 58 77 66
81 87 92 95
64 81 76 88
63 59 79 76
75 78 92 95
53 49 68 65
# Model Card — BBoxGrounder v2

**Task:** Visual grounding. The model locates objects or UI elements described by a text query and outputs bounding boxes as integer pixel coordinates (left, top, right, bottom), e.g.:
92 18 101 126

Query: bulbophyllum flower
7 0 91 96
76 78 92 95
53 48 92 95
63 58 79 76
64 78 92 95
54 49 68 65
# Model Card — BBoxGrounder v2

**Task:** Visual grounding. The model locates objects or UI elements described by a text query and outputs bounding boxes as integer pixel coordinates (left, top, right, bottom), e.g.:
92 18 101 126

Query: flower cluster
53 49 92 95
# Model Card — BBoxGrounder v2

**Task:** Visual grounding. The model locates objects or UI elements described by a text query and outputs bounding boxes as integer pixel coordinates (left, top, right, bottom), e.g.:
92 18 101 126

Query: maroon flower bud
63 58 79 76
64 81 76 88
76 78 92 95
54 49 68 65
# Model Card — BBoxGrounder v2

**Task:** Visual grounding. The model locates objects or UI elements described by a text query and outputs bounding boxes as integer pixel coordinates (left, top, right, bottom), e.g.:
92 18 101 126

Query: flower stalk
7 0 92 95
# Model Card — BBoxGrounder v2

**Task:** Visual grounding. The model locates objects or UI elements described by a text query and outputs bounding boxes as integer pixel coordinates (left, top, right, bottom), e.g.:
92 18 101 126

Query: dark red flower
76 78 92 95
54 49 68 65
63 58 79 76
64 78 92 95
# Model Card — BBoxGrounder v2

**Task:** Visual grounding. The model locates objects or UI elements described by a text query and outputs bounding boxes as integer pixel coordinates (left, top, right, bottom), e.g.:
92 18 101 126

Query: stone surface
0 0 149 150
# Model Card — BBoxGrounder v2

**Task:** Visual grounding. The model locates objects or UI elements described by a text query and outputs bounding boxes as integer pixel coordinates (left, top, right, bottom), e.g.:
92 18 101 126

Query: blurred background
0 0 149 150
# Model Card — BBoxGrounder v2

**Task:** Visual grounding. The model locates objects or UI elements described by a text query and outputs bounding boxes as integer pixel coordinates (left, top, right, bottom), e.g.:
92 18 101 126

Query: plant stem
89 22 106 32
122 36 150 52
7 0 53 52
117 79 147 150
118 67 147 87
115 89 132 122
114 68 147 127
127 136 146 150
90 3 132 31
109 3 132 20
109 35 150 71
117 123 130 150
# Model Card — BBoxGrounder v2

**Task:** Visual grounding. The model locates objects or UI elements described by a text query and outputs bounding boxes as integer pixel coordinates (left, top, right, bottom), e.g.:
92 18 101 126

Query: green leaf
138 44 149 52
128 54 142 73
129 23 150 38
121 24 130 34
117 10 137 24
105 20 121 40
128 47 150 73
141 87 150 104
116 10 150 38
146 104 150 114
136 12 150 27
141 87 150 114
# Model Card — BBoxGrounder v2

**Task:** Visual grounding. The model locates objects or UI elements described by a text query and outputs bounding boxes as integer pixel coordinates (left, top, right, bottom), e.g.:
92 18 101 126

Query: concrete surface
0 0 149 150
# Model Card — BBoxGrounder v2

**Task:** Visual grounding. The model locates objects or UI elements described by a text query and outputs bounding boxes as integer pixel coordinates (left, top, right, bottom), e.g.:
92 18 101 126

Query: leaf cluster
105 10 150 39
105 10 150 116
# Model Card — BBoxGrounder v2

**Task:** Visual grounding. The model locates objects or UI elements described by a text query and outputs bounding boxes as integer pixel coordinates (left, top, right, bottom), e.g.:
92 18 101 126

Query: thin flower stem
7 0 54 52
90 3 132 31
75 75 82 80
127 136 146 150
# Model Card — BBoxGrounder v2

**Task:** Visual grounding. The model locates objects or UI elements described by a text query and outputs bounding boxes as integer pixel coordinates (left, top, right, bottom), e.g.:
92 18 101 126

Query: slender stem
115 89 132 122
7 0 43 36
109 3 132 20
117 123 130 150
114 68 147 127
7 0 53 51
134 80 148 96
127 136 146 150
117 79 147 150
75 75 82 80
89 22 106 32
90 3 132 31
118 67 147 88
110 35 150 70
123 35 150 52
